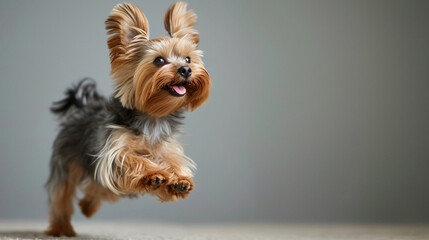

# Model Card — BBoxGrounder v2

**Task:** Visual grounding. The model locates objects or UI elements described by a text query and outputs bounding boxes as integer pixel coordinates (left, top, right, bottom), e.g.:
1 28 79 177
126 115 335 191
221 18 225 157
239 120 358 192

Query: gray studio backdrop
1 0 428 223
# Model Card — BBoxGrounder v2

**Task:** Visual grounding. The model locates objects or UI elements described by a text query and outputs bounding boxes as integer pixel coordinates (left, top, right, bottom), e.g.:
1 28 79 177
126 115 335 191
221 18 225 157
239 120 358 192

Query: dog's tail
51 78 104 117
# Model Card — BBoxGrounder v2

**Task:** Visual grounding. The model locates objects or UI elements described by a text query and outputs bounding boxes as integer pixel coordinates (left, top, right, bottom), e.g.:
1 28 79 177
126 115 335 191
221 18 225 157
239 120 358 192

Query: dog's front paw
168 178 194 198
143 172 167 190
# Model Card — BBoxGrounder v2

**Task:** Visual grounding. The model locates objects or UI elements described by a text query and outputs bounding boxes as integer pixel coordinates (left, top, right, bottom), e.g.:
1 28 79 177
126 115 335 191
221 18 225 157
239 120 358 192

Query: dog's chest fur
132 112 184 145
108 98 185 145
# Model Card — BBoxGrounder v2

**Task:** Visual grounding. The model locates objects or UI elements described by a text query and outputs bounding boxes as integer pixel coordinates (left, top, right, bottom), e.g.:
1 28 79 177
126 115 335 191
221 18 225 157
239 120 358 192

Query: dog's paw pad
145 174 166 188
171 180 192 194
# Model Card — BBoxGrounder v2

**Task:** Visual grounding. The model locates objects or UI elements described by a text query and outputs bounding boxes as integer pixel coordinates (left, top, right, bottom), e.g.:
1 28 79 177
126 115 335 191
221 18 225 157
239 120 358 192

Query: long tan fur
164 2 200 44
106 3 150 109
106 2 209 116
95 127 195 201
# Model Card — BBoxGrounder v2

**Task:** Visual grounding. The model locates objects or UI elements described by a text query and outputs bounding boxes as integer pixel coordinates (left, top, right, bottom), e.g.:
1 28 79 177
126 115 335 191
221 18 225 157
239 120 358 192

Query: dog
45 2 210 237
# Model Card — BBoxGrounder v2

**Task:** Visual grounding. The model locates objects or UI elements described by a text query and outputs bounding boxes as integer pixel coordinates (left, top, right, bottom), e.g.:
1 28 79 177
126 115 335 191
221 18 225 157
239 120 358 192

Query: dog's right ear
105 3 149 109
105 3 149 64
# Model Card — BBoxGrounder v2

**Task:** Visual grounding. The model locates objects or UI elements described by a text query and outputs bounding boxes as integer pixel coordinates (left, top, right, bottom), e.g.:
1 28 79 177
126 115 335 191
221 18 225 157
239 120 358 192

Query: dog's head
105 2 210 117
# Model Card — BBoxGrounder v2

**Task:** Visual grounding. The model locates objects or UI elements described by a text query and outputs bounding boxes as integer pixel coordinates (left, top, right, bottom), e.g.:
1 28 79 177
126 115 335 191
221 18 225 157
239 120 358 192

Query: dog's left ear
164 2 199 44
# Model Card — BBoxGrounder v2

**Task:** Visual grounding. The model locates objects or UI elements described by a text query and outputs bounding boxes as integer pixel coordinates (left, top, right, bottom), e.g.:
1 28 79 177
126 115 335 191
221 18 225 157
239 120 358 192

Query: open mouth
162 83 187 97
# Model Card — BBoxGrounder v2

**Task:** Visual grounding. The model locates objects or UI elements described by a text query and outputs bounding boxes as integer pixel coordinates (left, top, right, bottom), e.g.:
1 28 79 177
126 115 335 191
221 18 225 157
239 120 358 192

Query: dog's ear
105 3 149 63
105 3 149 109
164 2 199 44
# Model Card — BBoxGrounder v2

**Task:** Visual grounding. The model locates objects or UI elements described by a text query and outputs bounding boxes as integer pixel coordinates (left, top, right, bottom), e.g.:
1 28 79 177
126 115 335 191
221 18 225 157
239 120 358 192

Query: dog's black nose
178 66 192 79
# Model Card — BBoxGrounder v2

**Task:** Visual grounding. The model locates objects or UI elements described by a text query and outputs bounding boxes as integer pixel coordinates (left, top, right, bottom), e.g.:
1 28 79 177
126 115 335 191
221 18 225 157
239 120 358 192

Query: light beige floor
0 221 428 240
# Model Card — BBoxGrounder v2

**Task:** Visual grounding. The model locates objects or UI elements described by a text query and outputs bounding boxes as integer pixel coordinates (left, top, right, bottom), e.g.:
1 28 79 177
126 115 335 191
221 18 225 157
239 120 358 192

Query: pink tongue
172 85 186 95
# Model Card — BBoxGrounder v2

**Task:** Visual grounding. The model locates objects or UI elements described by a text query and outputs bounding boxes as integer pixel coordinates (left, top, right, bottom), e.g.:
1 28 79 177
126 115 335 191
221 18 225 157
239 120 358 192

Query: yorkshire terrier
45 2 210 237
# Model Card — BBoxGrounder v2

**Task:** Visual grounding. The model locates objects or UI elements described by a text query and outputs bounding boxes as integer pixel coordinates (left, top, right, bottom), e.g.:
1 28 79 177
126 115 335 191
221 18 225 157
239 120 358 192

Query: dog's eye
185 56 191 63
153 57 166 67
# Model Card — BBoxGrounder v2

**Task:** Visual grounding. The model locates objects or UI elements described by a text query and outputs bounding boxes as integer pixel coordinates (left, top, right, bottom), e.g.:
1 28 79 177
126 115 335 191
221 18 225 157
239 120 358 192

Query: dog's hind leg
45 162 82 237
79 180 119 218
